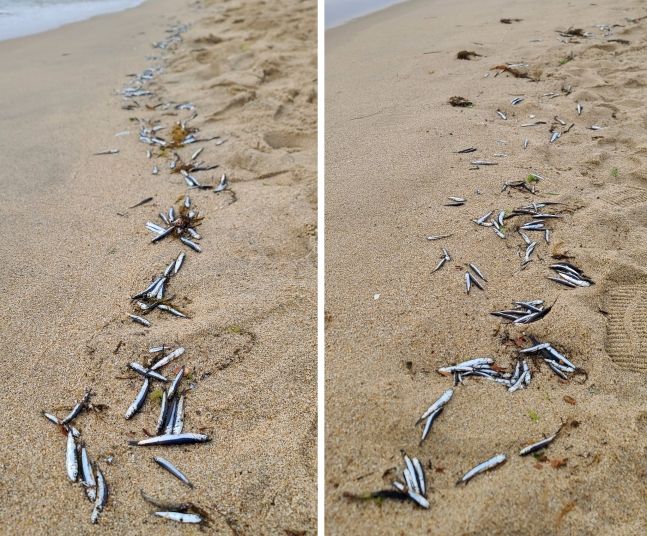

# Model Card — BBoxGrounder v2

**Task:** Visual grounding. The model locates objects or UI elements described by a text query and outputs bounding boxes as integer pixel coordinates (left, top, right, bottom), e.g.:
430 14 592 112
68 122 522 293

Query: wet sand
326 0 647 534
0 0 316 533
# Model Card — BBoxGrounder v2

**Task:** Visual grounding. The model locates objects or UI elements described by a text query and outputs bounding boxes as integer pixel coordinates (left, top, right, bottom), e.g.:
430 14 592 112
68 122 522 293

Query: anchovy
158 304 188 318
43 412 81 437
91 468 107 524
165 397 179 435
172 395 185 435
456 147 477 153
419 407 443 445
554 116 566 126
81 447 97 501
131 433 210 446
508 369 528 392
156 391 168 435
520 342 551 353
168 367 185 400
151 347 185 370
190 147 204 161
550 131 561 143
465 272 472 293
545 346 577 370
511 97 524 105
180 236 202 252
155 511 202 524
61 389 92 424
426 234 453 241
432 257 447 273
523 138 529 149
523 242 536 263
474 211 493 225
129 363 168 382
519 428 561 456
66 430 78 481
214 174 229 193
412 458 426 495
496 110 507 120
468 263 487 281
407 490 430 509
417 389 453 424
152 226 174 243
125 379 149 419
438 357 493 374
403 456 419 494
154 457 193 487
471 160 498 166
129 314 151 327
469 272 484 290
458 454 506 484
174 252 186 274
93 149 119 155
576 102 583 115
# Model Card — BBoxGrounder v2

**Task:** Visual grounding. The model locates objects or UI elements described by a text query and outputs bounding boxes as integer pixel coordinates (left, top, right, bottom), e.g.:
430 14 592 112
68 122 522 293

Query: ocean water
0 0 144 41
326 0 407 28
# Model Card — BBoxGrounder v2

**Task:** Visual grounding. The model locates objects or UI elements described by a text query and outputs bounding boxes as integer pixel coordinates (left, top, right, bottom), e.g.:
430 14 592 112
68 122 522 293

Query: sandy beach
326 0 647 534
0 0 316 533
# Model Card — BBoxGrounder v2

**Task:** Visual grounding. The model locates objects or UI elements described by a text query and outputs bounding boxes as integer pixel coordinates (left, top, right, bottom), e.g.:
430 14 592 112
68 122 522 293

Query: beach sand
326 0 647 534
0 0 316 534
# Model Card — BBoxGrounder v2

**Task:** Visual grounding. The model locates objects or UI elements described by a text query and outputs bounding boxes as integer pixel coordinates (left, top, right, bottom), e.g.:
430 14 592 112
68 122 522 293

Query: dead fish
190 147 204 161
179 236 202 252
523 138 529 149
471 160 498 166
457 454 506 484
129 363 168 382
523 242 536 264
554 116 566 126
66 430 78 481
496 110 507 120
511 97 524 105
154 511 202 524
129 197 153 209
468 263 487 282
456 147 477 153
172 395 185 435
426 234 453 241
576 102 583 115
156 391 168 435
151 347 186 371
519 427 562 456
158 304 188 318
550 131 561 143
167 367 185 400
81 447 97 501
154 457 193 487
465 272 472 293
417 389 453 424
125 379 149 420
474 211 493 225
90 468 107 524
61 389 92 424
174 252 185 274
42 412 80 437
419 407 443 445
130 433 210 447
214 174 229 193
93 149 119 155
129 314 151 327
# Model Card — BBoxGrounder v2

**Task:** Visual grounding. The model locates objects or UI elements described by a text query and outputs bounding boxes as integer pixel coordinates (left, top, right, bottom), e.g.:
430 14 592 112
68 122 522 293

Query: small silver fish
125 379 149 419
154 457 193 487
167 367 185 400
180 236 202 252
151 347 185 371
519 429 561 456
458 454 506 484
496 110 507 120
156 391 168 435
172 395 185 435
154 512 202 524
417 389 453 423
129 363 168 382
93 149 119 155
90 468 107 524
66 430 78 481
550 131 561 143
214 174 228 193
81 448 97 501
426 234 453 241
131 433 210 447
129 314 151 327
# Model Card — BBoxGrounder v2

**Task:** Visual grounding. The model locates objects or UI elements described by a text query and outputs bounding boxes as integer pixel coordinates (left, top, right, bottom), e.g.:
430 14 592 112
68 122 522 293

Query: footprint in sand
599 185 647 207
605 284 647 372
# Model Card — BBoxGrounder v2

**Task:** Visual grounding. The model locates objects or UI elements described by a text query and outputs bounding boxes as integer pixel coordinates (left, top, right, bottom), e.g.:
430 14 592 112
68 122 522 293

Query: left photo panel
0 0 317 533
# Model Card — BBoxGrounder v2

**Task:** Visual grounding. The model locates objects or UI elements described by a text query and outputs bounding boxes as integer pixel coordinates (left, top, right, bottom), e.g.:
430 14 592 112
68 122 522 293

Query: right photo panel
326 0 647 534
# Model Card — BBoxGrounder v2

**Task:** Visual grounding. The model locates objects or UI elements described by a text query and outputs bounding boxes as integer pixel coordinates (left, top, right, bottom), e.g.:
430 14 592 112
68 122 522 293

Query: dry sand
0 0 316 534
326 0 647 534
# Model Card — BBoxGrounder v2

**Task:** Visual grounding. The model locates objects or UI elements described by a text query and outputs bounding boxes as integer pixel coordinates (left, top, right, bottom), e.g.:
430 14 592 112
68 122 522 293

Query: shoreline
0 0 145 42
0 0 316 533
